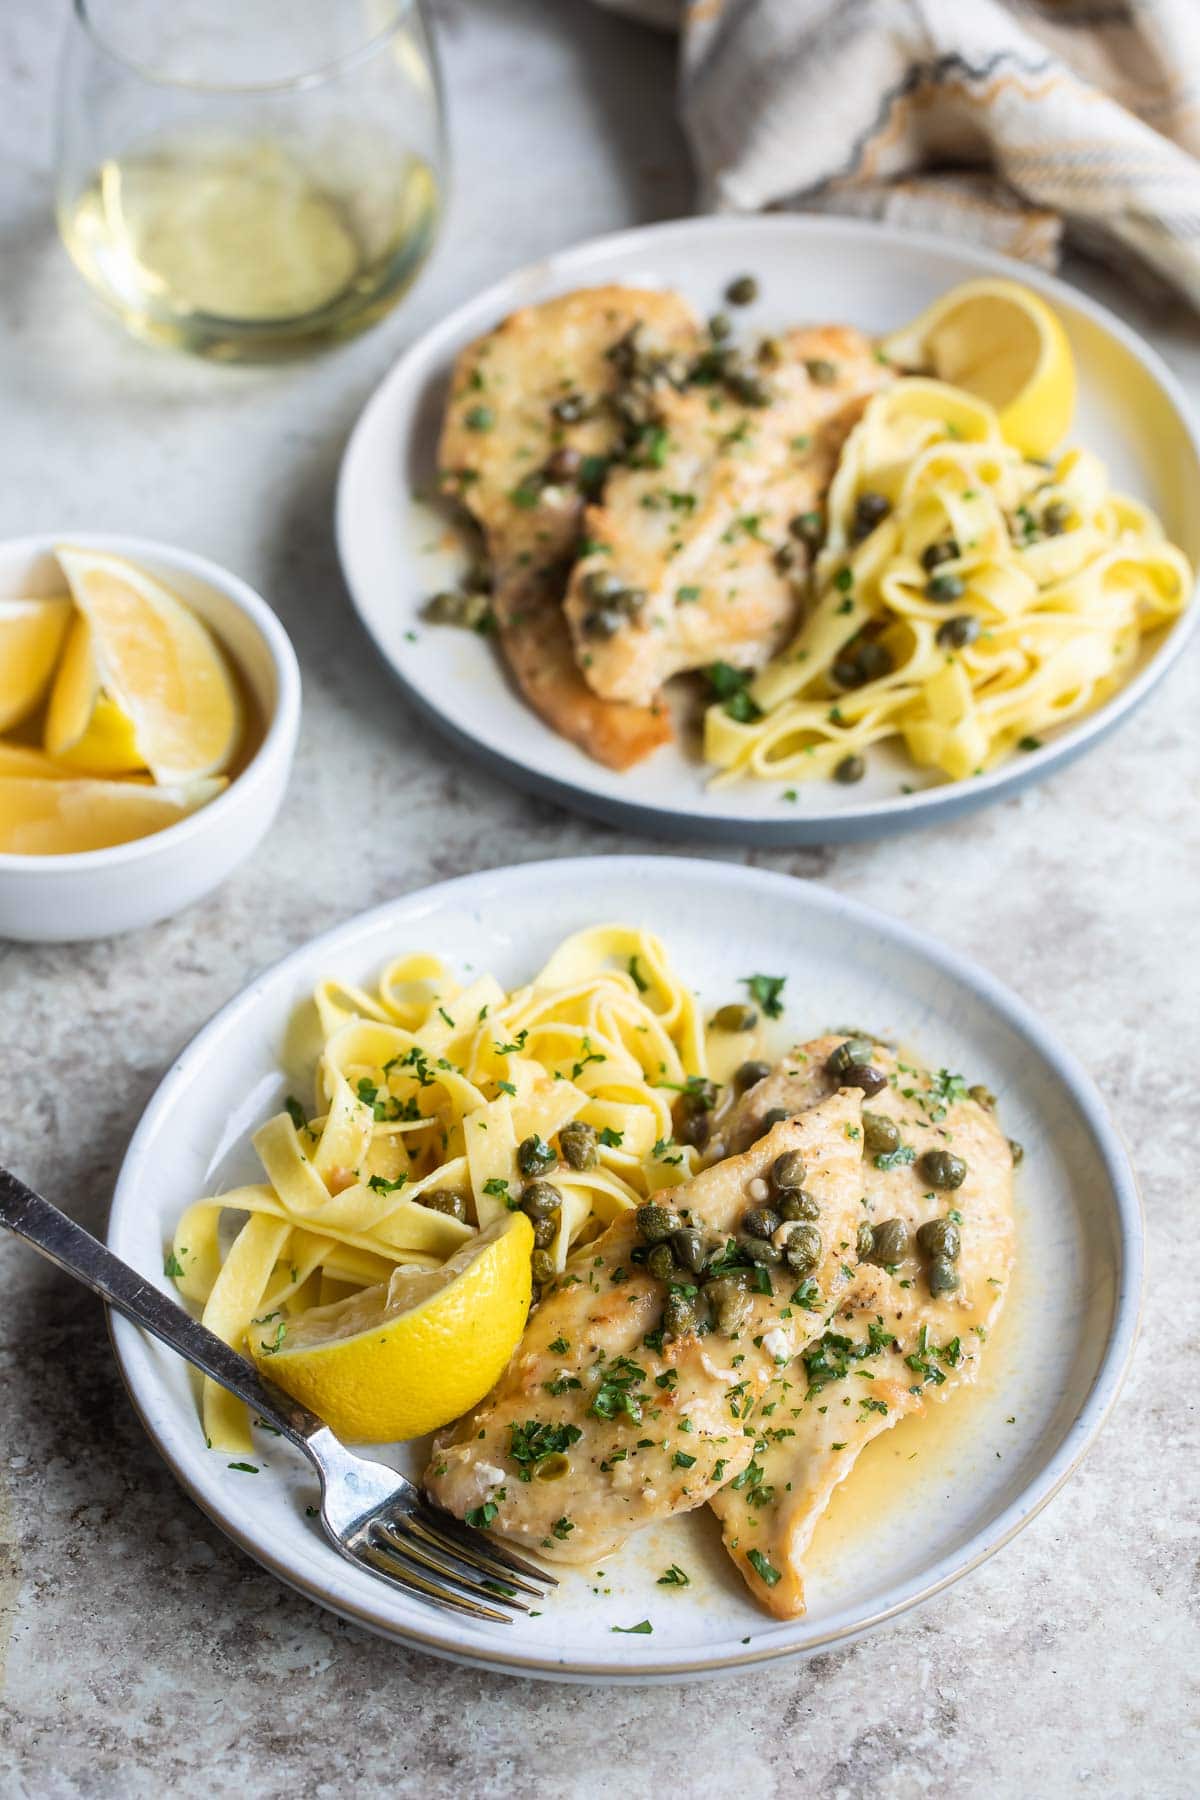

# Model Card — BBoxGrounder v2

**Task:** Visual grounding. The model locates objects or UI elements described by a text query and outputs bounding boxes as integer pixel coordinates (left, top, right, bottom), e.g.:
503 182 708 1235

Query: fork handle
0 1167 325 1452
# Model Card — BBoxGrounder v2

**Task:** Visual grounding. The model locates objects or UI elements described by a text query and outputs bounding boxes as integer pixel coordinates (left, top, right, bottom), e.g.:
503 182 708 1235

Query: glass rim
72 0 418 96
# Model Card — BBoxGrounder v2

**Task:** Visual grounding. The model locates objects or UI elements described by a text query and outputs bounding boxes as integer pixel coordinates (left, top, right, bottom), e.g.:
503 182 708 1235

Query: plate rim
107 854 1143 1681
335 211 1200 845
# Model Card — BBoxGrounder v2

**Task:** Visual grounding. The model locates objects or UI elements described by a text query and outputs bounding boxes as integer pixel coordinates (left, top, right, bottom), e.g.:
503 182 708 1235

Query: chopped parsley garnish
508 1420 582 1480
747 1549 781 1587
598 1126 624 1148
571 1037 607 1080
549 1336 570 1356
163 1251 185 1279
465 1488 506 1530
464 405 494 432
551 1516 574 1541
543 1373 583 1396
227 1462 259 1474
658 1564 690 1587
493 1030 528 1055
706 661 762 724
628 954 649 993
483 1177 511 1198
742 972 786 1018
589 1357 648 1424
874 1145 916 1172
611 1619 653 1634
284 1096 308 1133
367 1173 407 1194
672 1450 697 1469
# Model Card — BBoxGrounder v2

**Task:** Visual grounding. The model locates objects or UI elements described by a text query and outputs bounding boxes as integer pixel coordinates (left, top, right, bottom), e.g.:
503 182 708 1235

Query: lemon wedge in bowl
249 1213 534 1444
0 597 72 731
0 773 226 855
47 547 241 782
880 278 1076 458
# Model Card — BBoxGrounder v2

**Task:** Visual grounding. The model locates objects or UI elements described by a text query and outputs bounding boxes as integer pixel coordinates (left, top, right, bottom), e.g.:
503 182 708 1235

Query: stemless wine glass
55 0 446 359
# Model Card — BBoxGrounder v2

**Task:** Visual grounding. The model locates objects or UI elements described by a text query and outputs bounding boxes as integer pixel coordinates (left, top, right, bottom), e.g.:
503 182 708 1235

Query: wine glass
55 0 447 359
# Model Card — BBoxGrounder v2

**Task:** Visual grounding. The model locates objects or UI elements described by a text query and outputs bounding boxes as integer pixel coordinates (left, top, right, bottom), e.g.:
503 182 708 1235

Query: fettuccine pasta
170 926 708 1452
705 378 1192 785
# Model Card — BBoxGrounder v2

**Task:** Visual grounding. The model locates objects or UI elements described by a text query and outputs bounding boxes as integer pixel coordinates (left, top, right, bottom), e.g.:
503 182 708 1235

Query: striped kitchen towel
594 0 1200 306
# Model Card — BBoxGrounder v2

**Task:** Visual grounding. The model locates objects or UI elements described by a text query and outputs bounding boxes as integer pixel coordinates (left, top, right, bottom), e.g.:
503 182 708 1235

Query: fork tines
350 1499 557 1624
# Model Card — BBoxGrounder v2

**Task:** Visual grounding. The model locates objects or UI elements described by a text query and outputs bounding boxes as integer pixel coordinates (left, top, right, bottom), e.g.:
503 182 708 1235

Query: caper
422 590 477 626
1009 1138 1024 1166
671 1227 706 1275
531 1214 559 1250
834 754 866 785
531 1249 555 1287
738 1233 782 1266
612 585 647 617
805 357 838 385
760 1107 790 1131
534 1452 570 1482
928 1255 960 1296
582 568 623 604
917 1217 961 1261
647 1242 680 1283
778 1188 821 1222
726 370 774 407
543 446 581 483
925 572 965 602
968 1084 996 1111
1042 499 1071 536
712 1002 758 1032
551 392 589 423
726 274 759 305
851 491 891 541
582 606 623 639
856 1221 875 1259
521 1180 562 1219
770 1150 805 1193
709 311 733 341
636 1203 682 1244
783 1223 823 1273
789 511 824 552
843 1063 887 1097
921 538 960 571
559 1120 598 1170
518 1133 557 1177
936 614 980 650
662 1291 700 1340
866 1217 909 1264
742 1205 781 1241
420 1188 467 1221
706 1277 755 1336
832 657 861 689
773 542 797 574
826 1038 874 1076
862 1111 900 1156
677 1111 711 1150
919 1149 967 1190
734 1059 772 1093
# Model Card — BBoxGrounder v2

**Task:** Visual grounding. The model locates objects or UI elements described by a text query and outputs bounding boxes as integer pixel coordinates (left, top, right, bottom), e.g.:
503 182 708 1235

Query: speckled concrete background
1 2 1198 1795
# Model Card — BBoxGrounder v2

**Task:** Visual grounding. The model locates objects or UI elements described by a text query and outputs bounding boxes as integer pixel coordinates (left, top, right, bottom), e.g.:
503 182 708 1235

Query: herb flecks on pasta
170 926 707 1453
705 378 1192 786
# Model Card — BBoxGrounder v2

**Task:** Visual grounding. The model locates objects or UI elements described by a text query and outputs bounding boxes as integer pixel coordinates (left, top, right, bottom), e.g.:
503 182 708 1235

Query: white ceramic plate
109 857 1139 1682
337 215 1200 844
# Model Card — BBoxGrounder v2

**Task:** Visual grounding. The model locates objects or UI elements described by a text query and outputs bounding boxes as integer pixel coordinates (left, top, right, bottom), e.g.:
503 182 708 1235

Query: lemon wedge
48 548 241 783
0 597 72 732
249 1213 534 1444
44 615 145 773
880 279 1076 458
0 774 225 855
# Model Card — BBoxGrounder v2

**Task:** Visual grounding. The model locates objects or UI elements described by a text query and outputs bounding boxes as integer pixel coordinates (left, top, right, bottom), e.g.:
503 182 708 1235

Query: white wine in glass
56 1 446 359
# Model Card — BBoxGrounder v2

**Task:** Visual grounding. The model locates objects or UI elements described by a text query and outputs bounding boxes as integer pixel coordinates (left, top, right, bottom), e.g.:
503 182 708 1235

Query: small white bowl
0 534 301 942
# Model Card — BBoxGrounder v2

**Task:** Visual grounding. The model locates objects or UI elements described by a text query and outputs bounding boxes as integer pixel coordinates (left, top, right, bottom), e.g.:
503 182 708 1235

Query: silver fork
0 1168 555 1625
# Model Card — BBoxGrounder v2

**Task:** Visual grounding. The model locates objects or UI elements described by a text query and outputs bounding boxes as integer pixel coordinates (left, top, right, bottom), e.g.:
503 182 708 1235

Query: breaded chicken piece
562 326 889 708
423 1092 866 1563
709 1035 1016 1619
438 286 702 769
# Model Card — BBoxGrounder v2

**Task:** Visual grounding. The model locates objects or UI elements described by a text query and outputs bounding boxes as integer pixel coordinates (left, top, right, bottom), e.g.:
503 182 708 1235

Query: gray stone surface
1 2 1198 1795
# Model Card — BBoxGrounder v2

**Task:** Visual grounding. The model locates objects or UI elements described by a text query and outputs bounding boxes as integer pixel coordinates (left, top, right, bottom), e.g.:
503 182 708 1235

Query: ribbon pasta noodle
705 378 1192 785
170 926 708 1452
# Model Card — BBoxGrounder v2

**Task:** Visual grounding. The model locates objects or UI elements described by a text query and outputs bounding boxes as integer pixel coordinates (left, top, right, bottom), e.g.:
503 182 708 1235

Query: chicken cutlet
438 286 702 770
423 1091 867 1563
709 1034 1016 1618
562 326 889 709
